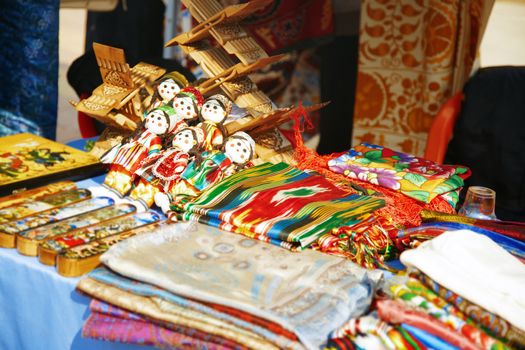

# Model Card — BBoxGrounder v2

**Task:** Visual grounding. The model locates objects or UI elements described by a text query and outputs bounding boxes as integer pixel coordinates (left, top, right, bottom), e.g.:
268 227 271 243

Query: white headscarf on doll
224 131 256 165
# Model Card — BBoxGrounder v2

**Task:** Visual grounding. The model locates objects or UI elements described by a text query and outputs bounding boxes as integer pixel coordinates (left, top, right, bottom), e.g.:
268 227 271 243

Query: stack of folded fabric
181 162 385 251
328 143 470 208
77 222 383 349
326 230 525 349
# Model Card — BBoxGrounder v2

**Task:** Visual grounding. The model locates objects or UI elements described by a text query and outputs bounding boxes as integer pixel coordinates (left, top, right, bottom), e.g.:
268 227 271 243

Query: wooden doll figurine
155 131 256 214
171 87 203 127
101 105 177 198
126 127 204 211
150 71 189 109
197 94 232 151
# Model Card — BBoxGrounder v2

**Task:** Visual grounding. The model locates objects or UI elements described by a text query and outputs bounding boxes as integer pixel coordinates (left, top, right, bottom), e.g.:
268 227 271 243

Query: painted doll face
173 96 198 120
172 129 196 153
225 137 251 164
158 79 181 101
201 99 227 124
145 110 169 135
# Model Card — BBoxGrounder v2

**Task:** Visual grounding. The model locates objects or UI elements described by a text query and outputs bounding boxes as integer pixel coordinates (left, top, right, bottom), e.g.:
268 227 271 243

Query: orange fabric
424 92 464 164
352 0 493 156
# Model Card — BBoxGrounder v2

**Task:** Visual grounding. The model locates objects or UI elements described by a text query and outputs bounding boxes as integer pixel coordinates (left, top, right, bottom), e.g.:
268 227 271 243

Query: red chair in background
423 92 464 164
77 93 100 139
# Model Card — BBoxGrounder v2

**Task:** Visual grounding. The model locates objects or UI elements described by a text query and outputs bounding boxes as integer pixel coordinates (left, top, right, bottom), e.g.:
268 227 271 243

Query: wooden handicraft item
16 203 136 256
0 188 91 225
0 181 76 210
0 133 102 196
0 196 113 249
56 222 162 277
38 211 160 266
72 43 166 131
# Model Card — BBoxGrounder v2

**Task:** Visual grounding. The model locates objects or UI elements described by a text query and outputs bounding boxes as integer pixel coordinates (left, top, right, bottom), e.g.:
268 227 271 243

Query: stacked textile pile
326 230 525 349
181 162 385 251
77 222 383 349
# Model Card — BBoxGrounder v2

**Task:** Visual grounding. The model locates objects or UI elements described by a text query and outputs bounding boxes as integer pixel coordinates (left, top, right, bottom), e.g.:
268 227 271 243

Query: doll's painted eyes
237 142 241 146
243 148 247 153
213 106 217 110
187 106 191 110
180 101 184 105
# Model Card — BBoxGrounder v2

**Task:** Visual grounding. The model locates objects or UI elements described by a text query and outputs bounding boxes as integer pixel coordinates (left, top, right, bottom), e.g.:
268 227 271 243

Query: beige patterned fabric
352 0 494 155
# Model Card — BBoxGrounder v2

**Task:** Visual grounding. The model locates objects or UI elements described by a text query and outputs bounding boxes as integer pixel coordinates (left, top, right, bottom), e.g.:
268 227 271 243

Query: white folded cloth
400 229 525 331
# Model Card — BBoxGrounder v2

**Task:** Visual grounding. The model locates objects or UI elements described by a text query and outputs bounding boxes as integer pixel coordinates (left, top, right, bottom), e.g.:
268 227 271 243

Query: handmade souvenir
0 181 75 210
99 222 383 350
155 131 256 213
182 162 385 250
0 188 91 225
38 211 160 266
150 71 189 109
197 94 231 151
171 87 203 127
0 133 101 196
73 43 166 131
56 222 161 277
127 127 204 211
16 203 136 256
101 106 177 197
0 196 113 249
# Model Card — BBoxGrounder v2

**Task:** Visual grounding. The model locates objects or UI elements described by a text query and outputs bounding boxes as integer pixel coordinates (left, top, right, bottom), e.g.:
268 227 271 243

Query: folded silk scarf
78 277 276 350
84 306 234 350
100 222 383 350
400 230 525 333
395 222 525 261
84 267 301 350
385 281 510 350
376 299 479 350
421 211 525 242
182 162 385 250
328 143 470 206
410 270 525 348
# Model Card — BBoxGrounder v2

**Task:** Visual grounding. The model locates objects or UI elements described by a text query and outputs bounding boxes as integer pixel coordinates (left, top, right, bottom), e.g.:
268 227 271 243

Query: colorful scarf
421 210 525 242
400 230 525 333
84 267 301 350
411 270 525 348
99 222 382 349
182 162 384 249
78 277 281 350
395 223 525 261
84 299 244 350
328 143 470 206
386 280 510 350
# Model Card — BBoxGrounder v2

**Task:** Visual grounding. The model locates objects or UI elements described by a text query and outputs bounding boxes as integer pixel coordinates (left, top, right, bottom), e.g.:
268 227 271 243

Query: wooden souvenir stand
71 43 166 131
73 0 326 163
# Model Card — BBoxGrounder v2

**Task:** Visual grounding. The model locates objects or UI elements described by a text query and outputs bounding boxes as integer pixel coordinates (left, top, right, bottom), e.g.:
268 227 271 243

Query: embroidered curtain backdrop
352 0 492 156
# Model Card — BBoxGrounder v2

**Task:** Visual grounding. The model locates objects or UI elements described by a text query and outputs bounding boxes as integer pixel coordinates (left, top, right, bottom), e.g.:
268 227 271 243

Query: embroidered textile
182 162 385 249
328 143 469 205
100 222 383 349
